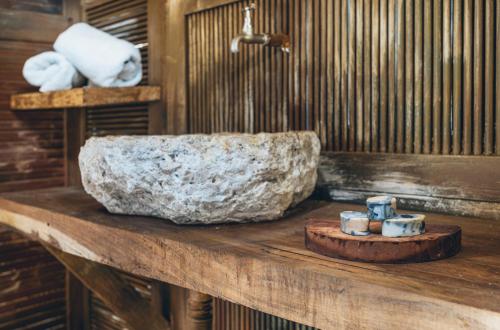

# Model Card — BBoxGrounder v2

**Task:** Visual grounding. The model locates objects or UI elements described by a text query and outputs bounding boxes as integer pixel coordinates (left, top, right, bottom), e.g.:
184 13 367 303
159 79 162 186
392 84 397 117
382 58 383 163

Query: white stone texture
79 132 321 224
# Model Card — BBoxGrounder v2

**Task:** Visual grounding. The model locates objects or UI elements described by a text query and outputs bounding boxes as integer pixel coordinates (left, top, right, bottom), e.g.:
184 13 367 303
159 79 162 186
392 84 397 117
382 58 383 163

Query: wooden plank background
186 0 499 156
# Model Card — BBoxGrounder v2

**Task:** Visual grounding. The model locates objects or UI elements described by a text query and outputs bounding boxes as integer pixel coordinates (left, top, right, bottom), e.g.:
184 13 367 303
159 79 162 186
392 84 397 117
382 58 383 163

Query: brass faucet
230 3 290 53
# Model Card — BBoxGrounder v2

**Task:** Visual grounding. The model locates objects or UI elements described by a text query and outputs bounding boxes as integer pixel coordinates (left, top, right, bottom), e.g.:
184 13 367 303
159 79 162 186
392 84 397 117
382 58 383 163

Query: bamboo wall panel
0 226 66 330
213 298 316 330
187 0 499 156
85 0 149 138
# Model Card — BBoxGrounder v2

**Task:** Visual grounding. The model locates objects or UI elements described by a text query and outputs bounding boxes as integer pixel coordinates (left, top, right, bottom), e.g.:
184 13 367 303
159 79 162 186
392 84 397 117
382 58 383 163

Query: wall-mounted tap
230 3 290 54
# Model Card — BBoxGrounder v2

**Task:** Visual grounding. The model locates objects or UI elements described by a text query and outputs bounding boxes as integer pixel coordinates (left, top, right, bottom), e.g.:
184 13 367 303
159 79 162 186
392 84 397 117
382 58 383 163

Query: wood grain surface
305 220 461 263
0 187 499 329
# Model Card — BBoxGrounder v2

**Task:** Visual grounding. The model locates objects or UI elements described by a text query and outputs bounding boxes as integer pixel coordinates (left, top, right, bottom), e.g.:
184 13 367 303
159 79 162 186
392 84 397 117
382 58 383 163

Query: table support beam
46 245 171 330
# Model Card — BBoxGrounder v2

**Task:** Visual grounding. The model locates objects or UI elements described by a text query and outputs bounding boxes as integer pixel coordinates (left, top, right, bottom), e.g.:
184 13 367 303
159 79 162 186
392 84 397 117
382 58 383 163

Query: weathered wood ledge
0 187 499 329
10 86 161 110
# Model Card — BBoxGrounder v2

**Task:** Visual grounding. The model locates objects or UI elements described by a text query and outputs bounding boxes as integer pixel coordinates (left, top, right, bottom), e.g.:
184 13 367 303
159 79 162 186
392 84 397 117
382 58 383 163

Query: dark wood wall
0 2 78 329
186 0 499 156
0 41 65 192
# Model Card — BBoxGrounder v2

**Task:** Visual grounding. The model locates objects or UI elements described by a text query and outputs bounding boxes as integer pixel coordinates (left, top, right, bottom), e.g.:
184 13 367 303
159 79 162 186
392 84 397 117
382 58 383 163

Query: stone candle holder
340 211 370 236
382 214 426 237
340 196 426 238
366 196 397 221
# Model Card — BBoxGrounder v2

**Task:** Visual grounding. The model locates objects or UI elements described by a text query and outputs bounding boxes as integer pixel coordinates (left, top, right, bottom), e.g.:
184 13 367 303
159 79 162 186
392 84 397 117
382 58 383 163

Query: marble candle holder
366 196 397 221
340 211 370 236
340 196 425 238
382 214 426 237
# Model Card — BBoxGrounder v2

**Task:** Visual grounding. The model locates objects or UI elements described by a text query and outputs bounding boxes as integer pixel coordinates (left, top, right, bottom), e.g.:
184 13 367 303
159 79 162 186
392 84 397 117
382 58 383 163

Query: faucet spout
230 34 271 53
230 36 243 53
230 3 290 54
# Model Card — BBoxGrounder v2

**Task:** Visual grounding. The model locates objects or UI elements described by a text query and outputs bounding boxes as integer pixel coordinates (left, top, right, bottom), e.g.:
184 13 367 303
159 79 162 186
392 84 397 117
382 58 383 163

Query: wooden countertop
0 187 499 329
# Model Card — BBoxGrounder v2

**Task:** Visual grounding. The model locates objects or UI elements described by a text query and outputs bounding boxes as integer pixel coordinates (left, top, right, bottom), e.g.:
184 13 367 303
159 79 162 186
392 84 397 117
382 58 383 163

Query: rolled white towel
54 23 142 87
22 51 85 92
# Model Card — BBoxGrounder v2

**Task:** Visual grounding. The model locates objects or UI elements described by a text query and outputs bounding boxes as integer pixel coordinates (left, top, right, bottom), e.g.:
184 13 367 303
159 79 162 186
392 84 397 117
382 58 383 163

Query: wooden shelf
10 86 161 110
0 187 499 329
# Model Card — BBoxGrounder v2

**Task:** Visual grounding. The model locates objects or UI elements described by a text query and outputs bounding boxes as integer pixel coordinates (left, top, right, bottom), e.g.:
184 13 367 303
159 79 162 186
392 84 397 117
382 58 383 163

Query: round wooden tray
305 219 461 263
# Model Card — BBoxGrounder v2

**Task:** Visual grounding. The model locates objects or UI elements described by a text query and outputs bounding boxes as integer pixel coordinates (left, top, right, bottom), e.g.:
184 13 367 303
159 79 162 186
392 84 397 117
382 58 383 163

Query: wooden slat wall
187 0 499 156
0 1 74 329
0 42 65 193
0 227 66 330
213 298 316 330
85 0 149 138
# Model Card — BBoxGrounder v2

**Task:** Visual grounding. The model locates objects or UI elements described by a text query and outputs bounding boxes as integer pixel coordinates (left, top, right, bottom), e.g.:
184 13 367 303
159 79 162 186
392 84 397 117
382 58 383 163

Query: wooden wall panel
0 226 66 329
0 42 65 193
186 0 499 156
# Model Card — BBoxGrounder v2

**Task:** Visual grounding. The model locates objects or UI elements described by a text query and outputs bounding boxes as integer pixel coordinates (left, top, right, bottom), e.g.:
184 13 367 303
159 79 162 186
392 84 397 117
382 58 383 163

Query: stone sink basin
79 132 321 224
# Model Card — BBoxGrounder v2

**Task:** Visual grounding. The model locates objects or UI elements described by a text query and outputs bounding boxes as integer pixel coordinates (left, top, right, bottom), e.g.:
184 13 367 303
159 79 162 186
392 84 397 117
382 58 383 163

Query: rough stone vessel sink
79 132 321 224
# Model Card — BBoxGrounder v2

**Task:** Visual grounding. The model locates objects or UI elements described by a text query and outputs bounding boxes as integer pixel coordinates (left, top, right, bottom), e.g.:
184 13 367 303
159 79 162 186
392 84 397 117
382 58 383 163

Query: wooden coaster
305 219 461 263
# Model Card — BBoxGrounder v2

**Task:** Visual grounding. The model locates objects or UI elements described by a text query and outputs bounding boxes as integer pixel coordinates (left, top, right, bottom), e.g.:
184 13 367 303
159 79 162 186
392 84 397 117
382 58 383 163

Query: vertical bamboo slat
473 0 483 155
379 0 388 153
433 0 443 155
463 0 473 155
395 0 405 153
414 0 423 154
388 0 395 152
356 0 364 151
371 0 380 152
363 0 372 152
442 0 452 154
326 0 333 150
452 0 462 155
423 0 432 154
484 0 494 155
348 0 356 151
405 0 414 153
318 1 332 148
341 0 349 150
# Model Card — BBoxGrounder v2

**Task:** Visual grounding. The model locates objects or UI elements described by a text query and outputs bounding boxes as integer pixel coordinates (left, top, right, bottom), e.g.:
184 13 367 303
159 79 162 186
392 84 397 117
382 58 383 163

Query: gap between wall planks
182 0 499 156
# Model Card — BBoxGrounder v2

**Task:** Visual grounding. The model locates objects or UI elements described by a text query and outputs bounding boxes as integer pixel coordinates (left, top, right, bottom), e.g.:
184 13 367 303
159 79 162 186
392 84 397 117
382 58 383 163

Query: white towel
22 51 85 92
54 23 142 88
